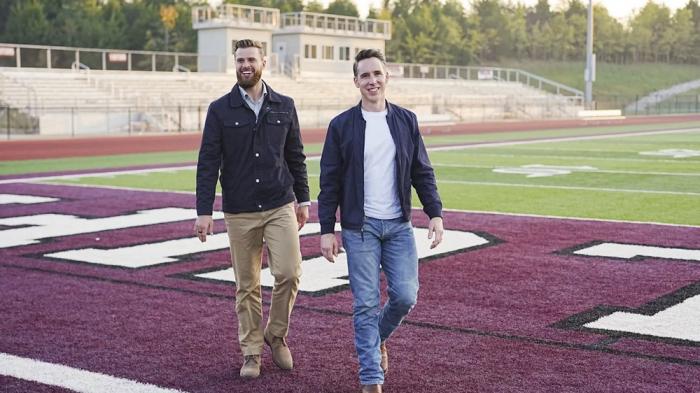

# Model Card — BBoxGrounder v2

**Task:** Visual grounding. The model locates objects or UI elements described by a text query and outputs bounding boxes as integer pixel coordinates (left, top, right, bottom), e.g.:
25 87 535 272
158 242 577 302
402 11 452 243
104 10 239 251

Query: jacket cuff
425 205 442 219
320 222 336 235
197 208 213 216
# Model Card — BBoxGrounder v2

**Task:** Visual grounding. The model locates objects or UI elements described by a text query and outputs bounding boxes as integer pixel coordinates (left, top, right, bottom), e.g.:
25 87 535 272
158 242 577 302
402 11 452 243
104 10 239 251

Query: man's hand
296 205 309 230
320 233 339 263
194 215 214 242
427 217 444 249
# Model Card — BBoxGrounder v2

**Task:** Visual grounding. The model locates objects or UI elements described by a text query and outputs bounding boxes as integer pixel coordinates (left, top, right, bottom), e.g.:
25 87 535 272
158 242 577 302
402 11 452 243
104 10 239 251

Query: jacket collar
229 80 282 108
353 99 395 117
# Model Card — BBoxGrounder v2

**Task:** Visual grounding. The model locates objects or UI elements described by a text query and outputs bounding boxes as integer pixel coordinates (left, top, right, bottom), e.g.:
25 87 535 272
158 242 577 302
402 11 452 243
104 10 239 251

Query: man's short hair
353 49 386 77
234 39 265 56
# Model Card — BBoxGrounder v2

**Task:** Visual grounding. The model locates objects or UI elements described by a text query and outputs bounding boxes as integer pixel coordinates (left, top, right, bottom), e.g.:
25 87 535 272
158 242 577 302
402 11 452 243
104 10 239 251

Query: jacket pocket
222 119 252 150
264 111 291 148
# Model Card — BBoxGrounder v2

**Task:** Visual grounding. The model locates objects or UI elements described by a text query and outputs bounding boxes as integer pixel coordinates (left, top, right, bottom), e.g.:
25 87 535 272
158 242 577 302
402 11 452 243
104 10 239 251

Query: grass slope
496 60 700 101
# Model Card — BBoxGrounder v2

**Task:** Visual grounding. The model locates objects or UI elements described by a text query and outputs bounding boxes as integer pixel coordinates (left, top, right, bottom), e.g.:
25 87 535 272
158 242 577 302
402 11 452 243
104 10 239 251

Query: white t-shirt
362 109 402 219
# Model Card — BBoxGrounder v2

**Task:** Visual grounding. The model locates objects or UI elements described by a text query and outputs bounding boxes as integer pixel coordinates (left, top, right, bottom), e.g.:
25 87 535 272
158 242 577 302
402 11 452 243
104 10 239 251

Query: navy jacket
196 82 309 215
318 101 442 235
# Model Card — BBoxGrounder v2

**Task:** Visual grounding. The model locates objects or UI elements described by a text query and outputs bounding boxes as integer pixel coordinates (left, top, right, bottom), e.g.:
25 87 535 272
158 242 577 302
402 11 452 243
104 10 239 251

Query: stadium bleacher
0 67 582 135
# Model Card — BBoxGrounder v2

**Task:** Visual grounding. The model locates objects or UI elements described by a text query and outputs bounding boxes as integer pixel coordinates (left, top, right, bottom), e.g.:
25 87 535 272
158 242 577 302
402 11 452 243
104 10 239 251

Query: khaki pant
224 202 302 356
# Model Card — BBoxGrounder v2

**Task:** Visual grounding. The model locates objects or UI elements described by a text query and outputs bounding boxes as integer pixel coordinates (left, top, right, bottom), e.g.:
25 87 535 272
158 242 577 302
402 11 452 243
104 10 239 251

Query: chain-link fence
596 94 700 115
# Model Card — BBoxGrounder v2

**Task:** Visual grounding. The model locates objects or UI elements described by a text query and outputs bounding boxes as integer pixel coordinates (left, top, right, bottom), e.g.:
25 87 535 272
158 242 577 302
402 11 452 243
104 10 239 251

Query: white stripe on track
0 352 189 393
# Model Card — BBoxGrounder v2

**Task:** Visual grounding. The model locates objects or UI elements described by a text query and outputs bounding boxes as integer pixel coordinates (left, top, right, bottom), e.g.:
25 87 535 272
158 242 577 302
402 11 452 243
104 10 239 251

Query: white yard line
0 164 196 185
434 152 699 164
427 127 700 152
306 173 700 196
0 352 189 393
436 179 700 196
431 163 700 177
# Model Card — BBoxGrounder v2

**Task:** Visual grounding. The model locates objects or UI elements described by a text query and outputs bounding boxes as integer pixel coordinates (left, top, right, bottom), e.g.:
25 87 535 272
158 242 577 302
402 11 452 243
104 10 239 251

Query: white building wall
295 34 386 78
197 29 228 73
271 35 301 71
197 27 273 73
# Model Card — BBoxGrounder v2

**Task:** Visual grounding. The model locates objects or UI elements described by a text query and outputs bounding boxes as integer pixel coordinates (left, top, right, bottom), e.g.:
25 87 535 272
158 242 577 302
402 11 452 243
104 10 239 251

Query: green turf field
31 124 700 226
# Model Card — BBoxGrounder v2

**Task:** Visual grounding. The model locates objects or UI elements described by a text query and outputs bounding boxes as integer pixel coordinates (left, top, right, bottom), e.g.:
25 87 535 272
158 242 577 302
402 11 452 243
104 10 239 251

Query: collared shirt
238 83 268 120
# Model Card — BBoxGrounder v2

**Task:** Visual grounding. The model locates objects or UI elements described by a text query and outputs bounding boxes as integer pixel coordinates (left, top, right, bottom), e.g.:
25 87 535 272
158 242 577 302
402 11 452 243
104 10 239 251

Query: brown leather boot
264 330 293 370
361 384 383 393
380 341 388 374
239 355 261 378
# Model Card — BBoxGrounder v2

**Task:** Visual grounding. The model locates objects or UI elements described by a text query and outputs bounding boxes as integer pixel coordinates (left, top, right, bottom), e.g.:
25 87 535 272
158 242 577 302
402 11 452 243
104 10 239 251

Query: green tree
325 0 359 17
0 0 21 38
472 0 510 60
629 2 672 62
4 0 50 45
670 8 695 63
548 12 575 61
100 0 129 49
506 4 529 60
527 0 551 26
305 1 324 13
683 0 700 63
592 4 626 63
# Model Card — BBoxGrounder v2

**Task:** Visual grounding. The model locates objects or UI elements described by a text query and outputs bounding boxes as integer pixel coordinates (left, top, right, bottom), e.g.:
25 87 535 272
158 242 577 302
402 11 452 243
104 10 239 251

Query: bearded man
194 39 309 379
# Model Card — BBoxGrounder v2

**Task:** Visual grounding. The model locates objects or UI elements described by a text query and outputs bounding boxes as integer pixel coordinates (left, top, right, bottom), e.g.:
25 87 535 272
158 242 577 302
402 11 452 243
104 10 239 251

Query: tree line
1 0 699 65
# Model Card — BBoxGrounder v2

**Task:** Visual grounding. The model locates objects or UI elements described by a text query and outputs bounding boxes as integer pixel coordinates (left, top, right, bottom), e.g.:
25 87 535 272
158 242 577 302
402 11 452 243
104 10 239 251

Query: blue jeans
341 217 419 386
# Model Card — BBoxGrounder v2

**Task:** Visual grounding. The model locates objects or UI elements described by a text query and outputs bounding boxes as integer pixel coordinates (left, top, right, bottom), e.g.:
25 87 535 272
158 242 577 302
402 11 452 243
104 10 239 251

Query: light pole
585 0 595 109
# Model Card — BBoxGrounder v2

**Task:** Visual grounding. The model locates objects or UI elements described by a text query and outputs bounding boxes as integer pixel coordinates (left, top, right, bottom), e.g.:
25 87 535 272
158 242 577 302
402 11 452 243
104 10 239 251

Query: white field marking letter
0 208 204 248
196 226 491 293
585 295 700 342
574 243 700 262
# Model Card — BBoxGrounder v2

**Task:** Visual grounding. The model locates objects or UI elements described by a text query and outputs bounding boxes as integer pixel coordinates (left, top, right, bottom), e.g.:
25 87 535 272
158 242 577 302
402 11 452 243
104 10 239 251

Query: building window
322 45 334 60
304 44 317 59
339 46 350 61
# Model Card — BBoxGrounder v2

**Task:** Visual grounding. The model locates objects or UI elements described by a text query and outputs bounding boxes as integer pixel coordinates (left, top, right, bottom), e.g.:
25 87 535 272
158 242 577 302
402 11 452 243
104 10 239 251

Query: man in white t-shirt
318 49 444 393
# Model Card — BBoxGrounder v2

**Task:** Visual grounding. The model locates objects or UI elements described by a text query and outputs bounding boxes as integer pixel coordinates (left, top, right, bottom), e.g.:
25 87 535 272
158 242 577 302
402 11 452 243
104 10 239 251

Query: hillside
493 60 700 108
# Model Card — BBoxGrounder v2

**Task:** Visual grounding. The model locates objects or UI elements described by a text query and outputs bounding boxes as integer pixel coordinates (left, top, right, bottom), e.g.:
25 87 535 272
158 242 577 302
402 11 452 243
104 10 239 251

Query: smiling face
235 46 265 88
353 56 389 110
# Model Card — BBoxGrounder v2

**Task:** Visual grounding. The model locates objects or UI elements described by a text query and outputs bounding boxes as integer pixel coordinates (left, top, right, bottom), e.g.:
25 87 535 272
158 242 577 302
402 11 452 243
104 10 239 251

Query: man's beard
237 68 262 88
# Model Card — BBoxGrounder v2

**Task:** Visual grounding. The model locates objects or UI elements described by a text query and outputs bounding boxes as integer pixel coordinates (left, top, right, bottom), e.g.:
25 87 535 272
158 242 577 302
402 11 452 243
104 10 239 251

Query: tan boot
239 355 261 378
380 341 388 374
264 330 293 370
361 384 383 393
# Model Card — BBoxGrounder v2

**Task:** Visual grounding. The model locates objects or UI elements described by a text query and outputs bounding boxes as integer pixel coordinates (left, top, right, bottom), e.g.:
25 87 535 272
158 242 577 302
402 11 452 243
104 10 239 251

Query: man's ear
353 76 359 88
262 56 267 69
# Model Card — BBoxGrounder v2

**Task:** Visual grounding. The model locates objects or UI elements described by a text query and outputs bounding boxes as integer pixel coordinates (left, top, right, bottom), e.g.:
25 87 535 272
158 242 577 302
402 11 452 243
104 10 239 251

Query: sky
337 0 690 22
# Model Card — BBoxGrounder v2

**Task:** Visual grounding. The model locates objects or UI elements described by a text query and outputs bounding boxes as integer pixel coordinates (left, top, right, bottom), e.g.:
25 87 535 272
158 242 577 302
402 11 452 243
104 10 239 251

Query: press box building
191 4 391 77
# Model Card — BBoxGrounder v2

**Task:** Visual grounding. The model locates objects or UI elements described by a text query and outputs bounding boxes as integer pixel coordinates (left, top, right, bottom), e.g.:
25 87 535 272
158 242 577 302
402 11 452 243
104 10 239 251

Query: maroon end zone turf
1 182 698 392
